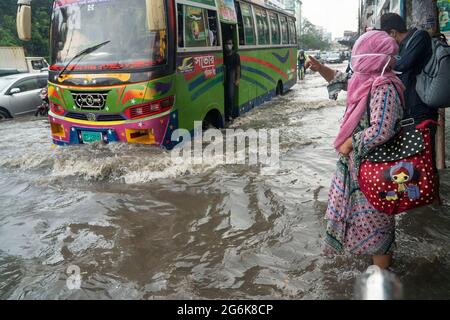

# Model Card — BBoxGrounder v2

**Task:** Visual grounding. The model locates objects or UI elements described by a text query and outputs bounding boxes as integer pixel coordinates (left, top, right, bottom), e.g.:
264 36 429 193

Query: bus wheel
276 81 284 96
202 109 223 130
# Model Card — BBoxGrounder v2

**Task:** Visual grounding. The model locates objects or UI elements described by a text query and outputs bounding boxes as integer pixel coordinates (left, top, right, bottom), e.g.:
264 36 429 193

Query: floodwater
1 65 449 300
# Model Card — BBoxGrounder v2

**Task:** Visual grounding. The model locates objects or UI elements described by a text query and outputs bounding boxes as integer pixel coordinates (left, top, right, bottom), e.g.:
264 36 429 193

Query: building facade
360 0 439 33
284 0 302 41
265 0 285 9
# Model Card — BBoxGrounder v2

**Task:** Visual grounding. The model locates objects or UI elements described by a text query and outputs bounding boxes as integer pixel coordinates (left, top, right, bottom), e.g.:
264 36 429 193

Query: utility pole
359 0 362 35
433 0 446 170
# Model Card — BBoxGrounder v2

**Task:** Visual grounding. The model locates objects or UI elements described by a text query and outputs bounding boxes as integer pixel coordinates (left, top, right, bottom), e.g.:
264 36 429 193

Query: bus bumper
49 112 172 147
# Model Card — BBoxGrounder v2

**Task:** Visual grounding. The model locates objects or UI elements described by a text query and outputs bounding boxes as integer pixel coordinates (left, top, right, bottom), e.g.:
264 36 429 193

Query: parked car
0 72 48 119
0 69 23 77
305 50 323 63
323 52 343 64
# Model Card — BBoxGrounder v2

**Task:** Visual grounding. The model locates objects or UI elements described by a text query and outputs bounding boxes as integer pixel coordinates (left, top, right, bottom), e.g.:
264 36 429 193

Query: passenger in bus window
223 38 241 122
207 10 218 46
208 29 215 46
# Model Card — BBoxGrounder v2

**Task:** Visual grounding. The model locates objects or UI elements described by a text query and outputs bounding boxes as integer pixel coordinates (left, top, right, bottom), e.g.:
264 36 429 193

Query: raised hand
305 55 322 72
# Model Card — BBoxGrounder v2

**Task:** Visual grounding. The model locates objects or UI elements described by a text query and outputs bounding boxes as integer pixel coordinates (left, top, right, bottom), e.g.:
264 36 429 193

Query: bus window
180 5 219 48
288 18 297 44
280 15 288 45
51 0 168 68
254 7 269 45
184 5 208 47
206 10 219 46
235 1 245 46
240 2 255 45
269 12 280 45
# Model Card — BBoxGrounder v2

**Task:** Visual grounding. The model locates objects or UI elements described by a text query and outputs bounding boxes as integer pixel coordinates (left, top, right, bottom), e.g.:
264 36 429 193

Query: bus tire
202 109 223 130
276 81 284 96
0 107 12 120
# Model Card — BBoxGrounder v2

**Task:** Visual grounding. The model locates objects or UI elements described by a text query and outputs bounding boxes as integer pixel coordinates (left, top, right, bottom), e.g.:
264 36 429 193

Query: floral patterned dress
324 83 404 256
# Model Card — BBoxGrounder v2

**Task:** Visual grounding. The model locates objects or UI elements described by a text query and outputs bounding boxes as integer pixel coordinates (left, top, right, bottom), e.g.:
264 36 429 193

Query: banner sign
438 0 450 38
217 0 237 24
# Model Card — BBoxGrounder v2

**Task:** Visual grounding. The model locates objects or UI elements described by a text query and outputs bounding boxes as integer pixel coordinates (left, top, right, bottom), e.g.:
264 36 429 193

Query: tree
0 0 53 58
298 19 331 51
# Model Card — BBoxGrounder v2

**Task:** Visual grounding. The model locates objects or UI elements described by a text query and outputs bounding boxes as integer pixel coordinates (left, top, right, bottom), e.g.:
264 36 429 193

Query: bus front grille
71 91 109 110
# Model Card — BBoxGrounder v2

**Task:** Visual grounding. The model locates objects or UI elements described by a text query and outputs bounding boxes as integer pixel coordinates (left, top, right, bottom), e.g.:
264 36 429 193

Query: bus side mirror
146 0 165 31
17 3 32 41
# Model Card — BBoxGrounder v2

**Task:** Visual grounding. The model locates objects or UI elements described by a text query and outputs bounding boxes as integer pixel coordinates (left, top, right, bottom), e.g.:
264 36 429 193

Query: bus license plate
81 131 103 143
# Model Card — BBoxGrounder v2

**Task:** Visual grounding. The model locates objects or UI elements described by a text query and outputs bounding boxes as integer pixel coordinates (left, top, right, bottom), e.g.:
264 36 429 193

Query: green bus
21 0 297 148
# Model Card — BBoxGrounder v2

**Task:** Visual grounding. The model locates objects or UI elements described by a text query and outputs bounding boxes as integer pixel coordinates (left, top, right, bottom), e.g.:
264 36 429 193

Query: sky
301 0 360 39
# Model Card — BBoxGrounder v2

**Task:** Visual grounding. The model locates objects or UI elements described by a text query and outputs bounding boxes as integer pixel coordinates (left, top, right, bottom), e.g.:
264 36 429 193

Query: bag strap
366 87 372 121
405 29 421 50
434 33 448 45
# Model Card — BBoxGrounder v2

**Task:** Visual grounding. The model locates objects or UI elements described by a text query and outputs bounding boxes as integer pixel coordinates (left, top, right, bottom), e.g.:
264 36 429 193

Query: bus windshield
50 0 167 72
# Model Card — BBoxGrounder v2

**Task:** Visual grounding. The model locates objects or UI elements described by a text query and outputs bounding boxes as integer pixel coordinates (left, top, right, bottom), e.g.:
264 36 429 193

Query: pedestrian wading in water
321 31 406 269
306 13 442 270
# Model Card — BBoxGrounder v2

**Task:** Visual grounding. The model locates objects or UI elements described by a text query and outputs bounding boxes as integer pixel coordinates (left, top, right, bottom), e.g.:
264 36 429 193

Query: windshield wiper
58 40 111 79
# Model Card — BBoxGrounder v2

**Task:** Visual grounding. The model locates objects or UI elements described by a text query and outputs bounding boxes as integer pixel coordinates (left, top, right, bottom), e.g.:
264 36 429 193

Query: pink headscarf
334 30 405 150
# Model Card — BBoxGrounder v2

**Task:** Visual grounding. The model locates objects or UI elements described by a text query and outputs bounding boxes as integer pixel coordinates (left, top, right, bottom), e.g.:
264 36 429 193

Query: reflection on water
0 67 449 299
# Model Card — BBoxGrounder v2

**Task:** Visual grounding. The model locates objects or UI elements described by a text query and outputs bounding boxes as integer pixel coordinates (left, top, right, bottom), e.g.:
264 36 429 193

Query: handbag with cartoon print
358 120 439 215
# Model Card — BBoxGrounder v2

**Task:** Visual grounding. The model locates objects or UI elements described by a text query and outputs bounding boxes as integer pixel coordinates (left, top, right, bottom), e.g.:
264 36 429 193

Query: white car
0 72 48 119
323 52 343 64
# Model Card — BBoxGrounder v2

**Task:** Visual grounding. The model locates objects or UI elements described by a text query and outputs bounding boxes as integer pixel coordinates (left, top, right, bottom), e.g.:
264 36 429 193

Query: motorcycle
35 87 49 117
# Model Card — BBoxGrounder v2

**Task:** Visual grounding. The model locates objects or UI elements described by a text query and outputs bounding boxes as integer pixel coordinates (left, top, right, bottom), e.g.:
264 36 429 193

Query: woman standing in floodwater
316 31 406 269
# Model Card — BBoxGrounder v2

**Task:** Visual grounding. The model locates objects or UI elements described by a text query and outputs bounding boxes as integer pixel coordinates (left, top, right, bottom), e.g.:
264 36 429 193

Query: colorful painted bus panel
47 0 297 149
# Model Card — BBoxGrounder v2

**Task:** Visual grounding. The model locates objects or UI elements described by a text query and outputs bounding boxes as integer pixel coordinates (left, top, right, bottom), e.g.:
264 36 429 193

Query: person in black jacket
223 38 241 123
380 13 437 124
380 13 439 170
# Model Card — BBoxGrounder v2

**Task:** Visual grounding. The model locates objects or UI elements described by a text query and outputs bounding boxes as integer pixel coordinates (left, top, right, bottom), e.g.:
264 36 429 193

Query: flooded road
1 65 449 300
